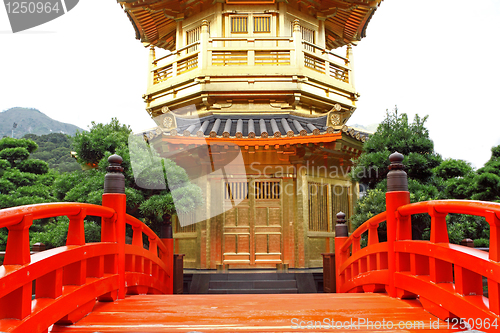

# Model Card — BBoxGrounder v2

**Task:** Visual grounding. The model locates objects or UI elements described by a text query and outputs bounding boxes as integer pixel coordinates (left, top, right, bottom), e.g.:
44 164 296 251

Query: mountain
0 107 83 138
348 123 379 133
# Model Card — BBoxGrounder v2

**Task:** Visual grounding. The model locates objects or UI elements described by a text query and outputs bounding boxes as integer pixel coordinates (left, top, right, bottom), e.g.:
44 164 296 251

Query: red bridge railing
335 152 500 332
0 155 173 333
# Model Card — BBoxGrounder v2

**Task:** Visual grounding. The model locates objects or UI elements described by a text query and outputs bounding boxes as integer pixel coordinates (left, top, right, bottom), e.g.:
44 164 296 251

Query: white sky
1 0 499 168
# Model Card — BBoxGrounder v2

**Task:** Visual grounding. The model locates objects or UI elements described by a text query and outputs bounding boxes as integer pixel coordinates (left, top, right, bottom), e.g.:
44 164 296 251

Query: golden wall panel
269 207 281 225
255 207 267 226
237 234 250 253
225 234 237 253
255 234 267 253
238 207 249 226
307 237 327 268
176 238 198 268
225 208 236 226
269 234 281 253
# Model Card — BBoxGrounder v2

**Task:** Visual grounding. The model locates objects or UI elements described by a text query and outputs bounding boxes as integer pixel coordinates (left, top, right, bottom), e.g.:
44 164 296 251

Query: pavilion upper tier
117 0 382 122
118 0 381 51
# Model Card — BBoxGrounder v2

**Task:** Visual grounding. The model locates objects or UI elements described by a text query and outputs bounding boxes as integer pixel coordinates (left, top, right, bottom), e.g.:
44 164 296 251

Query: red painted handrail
340 211 387 253
126 214 169 257
0 202 116 228
336 199 500 332
0 202 172 333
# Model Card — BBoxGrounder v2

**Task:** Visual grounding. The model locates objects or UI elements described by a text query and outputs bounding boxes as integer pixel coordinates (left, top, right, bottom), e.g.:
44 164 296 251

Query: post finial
293 19 301 32
104 154 125 194
335 211 348 237
201 19 209 33
387 151 408 192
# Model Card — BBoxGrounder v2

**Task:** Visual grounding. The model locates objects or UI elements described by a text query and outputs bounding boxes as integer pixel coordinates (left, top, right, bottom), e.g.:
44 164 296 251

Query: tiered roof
119 0 382 50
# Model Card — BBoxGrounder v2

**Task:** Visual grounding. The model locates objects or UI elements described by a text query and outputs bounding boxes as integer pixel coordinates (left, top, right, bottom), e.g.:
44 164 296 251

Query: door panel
222 179 283 267
253 180 282 264
222 181 250 264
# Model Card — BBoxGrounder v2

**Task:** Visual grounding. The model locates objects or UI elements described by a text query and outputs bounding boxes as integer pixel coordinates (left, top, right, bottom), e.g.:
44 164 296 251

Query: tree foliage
24 133 80 173
351 108 485 243
62 119 203 236
29 216 101 249
0 137 55 208
17 159 49 174
72 118 132 166
0 137 38 154
471 145 500 202
433 158 475 199
351 109 443 239
0 137 57 249
0 147 30 165
352 109 442 189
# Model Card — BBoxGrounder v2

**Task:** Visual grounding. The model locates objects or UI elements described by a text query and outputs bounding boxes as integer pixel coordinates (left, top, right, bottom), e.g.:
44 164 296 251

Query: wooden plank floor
51 293 460 332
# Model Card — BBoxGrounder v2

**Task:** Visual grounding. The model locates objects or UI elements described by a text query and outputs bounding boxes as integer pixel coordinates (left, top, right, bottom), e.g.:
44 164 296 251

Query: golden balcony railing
149 36 352 87
212 51 247 66
255 50 291 66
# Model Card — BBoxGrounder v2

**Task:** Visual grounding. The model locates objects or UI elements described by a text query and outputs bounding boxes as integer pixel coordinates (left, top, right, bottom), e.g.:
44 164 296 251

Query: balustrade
0 155 173 333
334 152 500 331
149 36 351 87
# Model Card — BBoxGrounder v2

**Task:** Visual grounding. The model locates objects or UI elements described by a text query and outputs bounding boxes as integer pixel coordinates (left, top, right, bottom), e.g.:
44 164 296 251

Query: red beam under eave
154 132 344 146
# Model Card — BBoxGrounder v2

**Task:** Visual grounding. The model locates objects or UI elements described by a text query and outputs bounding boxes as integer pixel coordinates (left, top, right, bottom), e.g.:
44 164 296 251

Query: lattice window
255 51 290 66
231 16 248 33
175 212 197 233
254 16 271 33
301 25 315 43
212 51 247 66
331 185 350 222
255 180 281 200
225 181 249 201
308 182 329 231
186 26 201 52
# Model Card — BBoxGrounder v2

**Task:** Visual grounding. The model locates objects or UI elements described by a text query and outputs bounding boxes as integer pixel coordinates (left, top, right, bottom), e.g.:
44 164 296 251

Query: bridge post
334 212 348 293
160 219 174 294
102 154 127 299
1 215 33 320
385 152 410 298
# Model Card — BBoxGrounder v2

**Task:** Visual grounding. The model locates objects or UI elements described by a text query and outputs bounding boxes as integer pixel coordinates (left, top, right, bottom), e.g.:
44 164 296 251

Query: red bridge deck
50 293 457 332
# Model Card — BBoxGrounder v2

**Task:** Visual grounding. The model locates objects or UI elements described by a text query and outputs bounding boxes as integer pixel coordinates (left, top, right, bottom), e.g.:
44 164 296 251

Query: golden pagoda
118 0 382 269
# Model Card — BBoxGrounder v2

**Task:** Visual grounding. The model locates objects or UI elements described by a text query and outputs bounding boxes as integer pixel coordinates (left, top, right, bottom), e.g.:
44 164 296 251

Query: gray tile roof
159 114 368 142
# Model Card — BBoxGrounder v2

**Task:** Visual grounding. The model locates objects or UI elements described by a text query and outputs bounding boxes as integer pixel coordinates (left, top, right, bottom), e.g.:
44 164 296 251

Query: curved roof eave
119 0 383 50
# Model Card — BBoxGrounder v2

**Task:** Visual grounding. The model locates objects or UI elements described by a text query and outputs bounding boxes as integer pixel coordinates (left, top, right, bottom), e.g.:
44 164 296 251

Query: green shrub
84 220 101 243
0 179 14 193
0 147 30 164
3 169 37 187
17 159 49 174
0 137 38 153
29 217 102 248
30 217 69 248
0 228 7 251
0 159 10 172
473 238 489 248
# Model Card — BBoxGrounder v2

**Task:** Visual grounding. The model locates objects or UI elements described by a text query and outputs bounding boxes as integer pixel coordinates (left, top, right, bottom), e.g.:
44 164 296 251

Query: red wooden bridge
1 153 499 332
